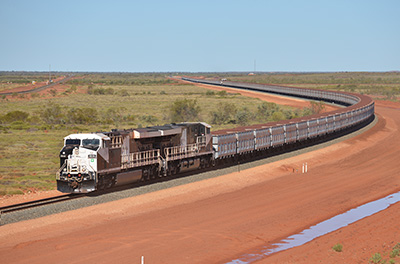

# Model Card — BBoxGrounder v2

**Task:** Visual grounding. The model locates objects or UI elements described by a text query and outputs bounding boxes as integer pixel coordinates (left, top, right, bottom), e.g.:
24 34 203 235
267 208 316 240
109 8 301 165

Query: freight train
56 78 375 193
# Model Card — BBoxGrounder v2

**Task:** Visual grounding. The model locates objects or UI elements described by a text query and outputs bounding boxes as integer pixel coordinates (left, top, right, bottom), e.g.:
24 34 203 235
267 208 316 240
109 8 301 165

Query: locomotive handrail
122 149 160 169
56 161 67 180
165 143 201 161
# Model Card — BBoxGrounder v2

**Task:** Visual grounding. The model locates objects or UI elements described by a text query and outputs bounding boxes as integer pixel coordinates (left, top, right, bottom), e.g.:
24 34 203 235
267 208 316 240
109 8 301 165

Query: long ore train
57 77 375 193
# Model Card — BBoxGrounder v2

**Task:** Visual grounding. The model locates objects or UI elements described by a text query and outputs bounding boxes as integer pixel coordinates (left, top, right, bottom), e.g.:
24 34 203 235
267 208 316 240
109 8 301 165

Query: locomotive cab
57 133 108 193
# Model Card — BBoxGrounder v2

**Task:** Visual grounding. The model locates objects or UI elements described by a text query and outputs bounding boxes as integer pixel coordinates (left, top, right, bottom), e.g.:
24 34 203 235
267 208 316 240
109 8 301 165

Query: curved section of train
56 77 375 193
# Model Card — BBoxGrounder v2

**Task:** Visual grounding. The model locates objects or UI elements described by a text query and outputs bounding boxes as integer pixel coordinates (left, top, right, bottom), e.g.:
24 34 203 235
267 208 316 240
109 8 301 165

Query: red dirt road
1 99 399 263
0 76 65 94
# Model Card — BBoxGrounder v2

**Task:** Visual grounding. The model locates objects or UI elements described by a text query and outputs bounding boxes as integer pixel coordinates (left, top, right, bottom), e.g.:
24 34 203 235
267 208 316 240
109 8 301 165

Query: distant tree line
169 99 326 126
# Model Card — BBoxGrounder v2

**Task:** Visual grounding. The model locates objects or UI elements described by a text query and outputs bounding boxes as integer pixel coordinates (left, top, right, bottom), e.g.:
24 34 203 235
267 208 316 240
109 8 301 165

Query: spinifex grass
0 130 65 195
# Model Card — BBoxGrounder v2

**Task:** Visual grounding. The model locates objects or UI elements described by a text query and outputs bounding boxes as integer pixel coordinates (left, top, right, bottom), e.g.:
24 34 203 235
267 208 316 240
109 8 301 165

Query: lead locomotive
57 122 213 193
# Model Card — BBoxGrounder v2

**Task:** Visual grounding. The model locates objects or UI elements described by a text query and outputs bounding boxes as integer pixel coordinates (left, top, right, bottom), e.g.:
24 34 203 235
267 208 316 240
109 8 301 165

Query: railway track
0 193 85 216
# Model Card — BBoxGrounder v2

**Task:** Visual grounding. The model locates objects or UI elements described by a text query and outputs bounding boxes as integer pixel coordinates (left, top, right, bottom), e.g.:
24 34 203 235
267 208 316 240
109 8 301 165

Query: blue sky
0 0 399 72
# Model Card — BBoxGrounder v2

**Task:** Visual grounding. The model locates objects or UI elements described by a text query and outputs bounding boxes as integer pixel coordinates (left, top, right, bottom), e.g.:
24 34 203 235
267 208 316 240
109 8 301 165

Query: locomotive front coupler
69 180 79 189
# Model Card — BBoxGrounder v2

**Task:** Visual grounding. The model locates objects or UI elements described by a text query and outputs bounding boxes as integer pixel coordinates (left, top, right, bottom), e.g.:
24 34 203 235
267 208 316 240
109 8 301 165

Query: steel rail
0 193 85 215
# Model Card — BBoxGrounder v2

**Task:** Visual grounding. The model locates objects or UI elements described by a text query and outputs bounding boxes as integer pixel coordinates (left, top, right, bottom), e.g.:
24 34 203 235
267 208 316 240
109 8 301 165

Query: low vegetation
332 243 343 252
368 243 400 264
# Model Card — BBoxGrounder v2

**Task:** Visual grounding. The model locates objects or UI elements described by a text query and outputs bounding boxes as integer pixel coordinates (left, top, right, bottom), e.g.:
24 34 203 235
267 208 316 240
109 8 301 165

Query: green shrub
332 243 343 252
236 107 252 126
271 111 285 122
210 103 237 125
309 101 326 114
27 115 41 124
283 109 299 120
1 110 29 123
370 253 382 264
302 107 313 117
40 103 65 124
88 87 114 95
390 248 399 258
217 90 227 97
169 98 200 123
103 108 126 125
67 107 98 124
257 102 279 121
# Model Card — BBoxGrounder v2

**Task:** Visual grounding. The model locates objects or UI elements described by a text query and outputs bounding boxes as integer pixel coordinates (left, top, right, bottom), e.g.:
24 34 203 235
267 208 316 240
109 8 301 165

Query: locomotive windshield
64 138 100 150
82 139 100 150
65 139 80 146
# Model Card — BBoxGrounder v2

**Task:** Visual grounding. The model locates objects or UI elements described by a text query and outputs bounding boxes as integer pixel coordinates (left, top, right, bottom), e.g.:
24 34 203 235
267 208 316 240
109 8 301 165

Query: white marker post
141 256 144 264
302 163 304 174
305 162 308 173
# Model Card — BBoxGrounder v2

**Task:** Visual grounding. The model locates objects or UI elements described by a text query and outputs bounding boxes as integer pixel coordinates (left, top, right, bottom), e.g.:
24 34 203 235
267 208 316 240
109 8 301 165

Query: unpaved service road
1 95 399 263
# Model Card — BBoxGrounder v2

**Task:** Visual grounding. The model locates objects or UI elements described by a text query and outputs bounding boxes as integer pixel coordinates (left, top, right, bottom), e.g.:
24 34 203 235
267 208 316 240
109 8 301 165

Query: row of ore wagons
211 104 374 159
